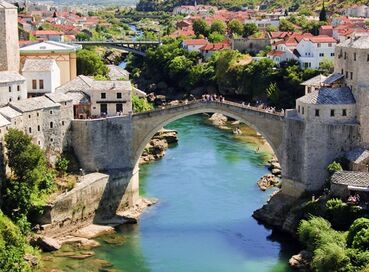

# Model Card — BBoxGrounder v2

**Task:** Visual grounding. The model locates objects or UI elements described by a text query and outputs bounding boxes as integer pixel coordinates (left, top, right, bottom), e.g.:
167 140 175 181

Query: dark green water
93 115 299 272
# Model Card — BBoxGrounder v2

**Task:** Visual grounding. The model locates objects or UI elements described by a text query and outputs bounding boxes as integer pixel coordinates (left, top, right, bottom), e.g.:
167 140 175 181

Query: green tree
243 23 258 37
320 58 334 75
210 20 227 35
76 32 90 41
319 0 327 22
327 161 343 175
312 243 350 272
208 32 225 43
279 19 295 31
132 95 153 112
193 19 209 37
77 49 108 76
266 82 281 105
0 212 37 272
347 218 369 247
228 19 243 35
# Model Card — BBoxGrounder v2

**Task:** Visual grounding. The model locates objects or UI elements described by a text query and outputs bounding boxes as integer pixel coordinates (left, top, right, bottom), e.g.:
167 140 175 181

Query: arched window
50 122 53 129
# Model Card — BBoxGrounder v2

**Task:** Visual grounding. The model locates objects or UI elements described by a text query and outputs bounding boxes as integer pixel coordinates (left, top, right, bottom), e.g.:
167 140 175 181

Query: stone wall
37 170 139 231
283 111 361 191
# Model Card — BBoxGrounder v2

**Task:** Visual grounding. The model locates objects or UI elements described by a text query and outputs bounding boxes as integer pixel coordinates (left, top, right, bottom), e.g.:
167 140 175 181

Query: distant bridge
71 40 161 56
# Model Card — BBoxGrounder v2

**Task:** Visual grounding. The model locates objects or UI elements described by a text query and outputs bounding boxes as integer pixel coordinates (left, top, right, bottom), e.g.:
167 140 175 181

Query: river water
92 115 298 272
44 114 298 271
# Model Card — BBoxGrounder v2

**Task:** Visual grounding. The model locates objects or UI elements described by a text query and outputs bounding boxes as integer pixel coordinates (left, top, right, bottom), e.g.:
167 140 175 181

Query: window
50 122 53 129
307 87 311 93
344 52 347 59
350 72 353 80
367 54 369 61
342 109 347 116
302 107 305 115
17 96 20 100
32 80 37 89
116 103 123 113
331 53 335 57
117 92 122 99
50 138 53 142
319 53 324 57
315 109 320 116
317 43 321 47
341 69 344 74
37 125 40 131
328 43 332 47
330 109 335 117
17 85 20 91
101 93 106 99
354 53 357 61
39 80 44 90
8 98 11 102
8 86 11 93
49 110 53 114
37 112 39 117
28 114 31 118
100 103 107 114
346 71 349 79
62 121 65 126
28 127 32 133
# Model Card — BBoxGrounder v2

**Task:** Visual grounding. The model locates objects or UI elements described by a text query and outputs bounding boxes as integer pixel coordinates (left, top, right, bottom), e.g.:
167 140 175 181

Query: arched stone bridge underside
131 101 285 166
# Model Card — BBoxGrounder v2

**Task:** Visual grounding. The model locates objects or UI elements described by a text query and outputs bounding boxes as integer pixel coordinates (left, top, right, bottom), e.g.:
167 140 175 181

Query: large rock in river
209 113 227 126
31 236 61 252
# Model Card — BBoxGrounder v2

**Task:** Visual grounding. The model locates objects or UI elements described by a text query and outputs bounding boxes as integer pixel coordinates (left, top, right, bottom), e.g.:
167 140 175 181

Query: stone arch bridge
70 100 359 219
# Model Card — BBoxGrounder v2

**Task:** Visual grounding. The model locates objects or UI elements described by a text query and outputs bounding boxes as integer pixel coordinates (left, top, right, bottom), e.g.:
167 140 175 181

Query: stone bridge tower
0 0 20 72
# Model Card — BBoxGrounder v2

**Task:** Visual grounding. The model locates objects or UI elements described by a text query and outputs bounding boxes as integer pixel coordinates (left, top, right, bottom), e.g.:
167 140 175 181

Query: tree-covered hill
136 0 369 13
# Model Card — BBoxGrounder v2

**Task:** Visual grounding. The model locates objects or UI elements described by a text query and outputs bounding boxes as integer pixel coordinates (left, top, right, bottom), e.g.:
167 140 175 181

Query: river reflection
92 114 298 272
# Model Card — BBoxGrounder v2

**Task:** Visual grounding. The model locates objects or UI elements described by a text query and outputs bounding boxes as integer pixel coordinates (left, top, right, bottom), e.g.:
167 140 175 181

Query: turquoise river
46 114 300 272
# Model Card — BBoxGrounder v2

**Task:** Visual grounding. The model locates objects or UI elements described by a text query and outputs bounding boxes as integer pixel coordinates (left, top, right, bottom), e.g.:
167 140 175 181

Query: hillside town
2 0 369 271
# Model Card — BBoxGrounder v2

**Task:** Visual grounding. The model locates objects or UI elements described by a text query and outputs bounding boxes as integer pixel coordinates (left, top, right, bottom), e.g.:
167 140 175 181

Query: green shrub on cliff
347 218 369 247
312 242 349 272
132 95 153 112
0 211 38 271
2 129 55 231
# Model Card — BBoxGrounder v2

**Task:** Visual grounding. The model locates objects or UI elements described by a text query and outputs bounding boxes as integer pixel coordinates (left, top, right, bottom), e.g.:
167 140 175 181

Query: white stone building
0 71 27 106
296 36 337 69
22 58 61 97
182 39 208 53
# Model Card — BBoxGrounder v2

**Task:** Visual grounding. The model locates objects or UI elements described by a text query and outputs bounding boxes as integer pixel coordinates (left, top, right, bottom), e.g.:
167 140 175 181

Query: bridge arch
131 101 285 169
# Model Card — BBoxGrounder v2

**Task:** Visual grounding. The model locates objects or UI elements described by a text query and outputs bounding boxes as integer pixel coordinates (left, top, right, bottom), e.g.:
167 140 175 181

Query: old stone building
56 75 135 118
0 71 27 106
0 1 20 72
334 35 369 146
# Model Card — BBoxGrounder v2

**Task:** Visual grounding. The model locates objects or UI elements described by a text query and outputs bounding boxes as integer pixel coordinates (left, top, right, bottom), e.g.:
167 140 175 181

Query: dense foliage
127 38 323 108
132 95 154 112
0 212 38 271
298 216 369 272
77 49 109 77
2 129 55 233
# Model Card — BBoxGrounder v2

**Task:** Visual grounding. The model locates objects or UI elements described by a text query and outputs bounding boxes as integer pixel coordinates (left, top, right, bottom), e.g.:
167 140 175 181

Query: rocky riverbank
139 129 178 164
257 157 282 191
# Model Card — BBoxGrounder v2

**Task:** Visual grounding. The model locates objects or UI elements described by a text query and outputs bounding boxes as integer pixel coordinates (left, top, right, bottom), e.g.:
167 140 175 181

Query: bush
346 248 369 270
298 216 332 250
132 95 153 112
56 156 69 175
347 218 369 247
327 161 343 175
0 211 37 271
352 227 369 251
312 242 349 272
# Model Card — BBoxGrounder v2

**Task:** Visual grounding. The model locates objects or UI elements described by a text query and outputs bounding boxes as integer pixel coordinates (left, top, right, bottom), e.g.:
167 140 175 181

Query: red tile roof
33 30 64 36
183 39 208 46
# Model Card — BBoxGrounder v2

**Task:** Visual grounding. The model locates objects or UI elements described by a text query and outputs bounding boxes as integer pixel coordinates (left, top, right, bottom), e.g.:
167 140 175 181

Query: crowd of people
201 94 226 102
